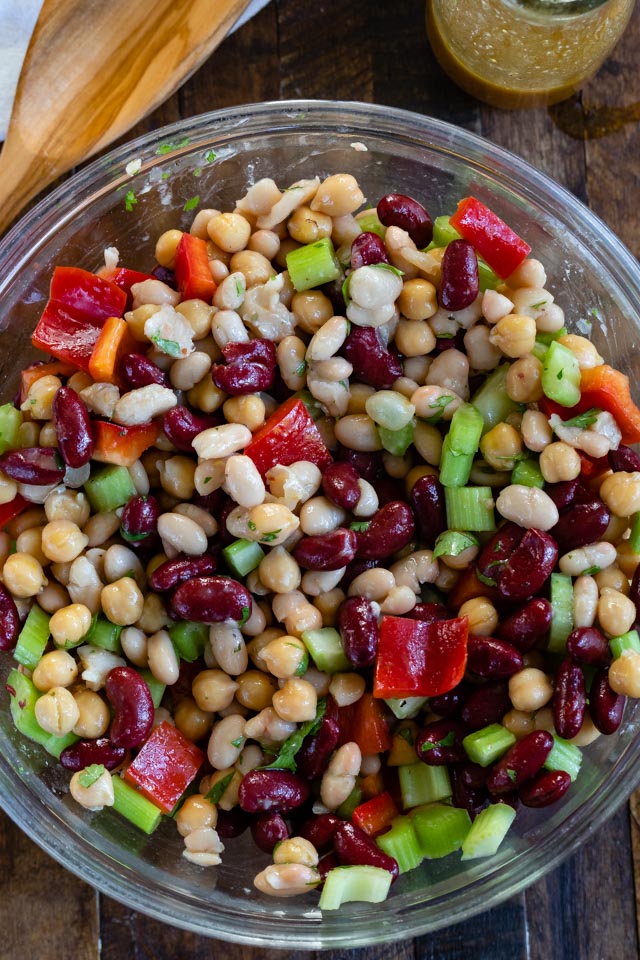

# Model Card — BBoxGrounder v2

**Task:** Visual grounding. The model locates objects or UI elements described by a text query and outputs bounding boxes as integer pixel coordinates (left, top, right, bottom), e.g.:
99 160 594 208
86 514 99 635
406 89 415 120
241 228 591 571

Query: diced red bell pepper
106 267 157 309
92 420 160 467
0 493 28 530
578 450 611 480
174 233 217 303
352 791 399 837
20 360 77 404
123 721 204 813
244 397 333 479
373 615 469 700
449 196 531 280
31 267 127 372
579 365 640 445
338 692 392 755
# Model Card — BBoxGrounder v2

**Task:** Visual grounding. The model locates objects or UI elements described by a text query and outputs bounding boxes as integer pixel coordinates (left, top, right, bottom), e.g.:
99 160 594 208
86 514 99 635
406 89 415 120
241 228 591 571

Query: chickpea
100 577 145 626
261 635 307 679
154 229 183 268
539 442 581 484
273 836 319 868
597 588 636 637
458 597 499 636
41 520 88 563
32 649 78 691
207 212 252 253
176 794 218 837
192 669 238 713
34 686 80 736
72 689 110 739
508 667 553 712
175 697 214 742
49 603 93 648
489 313 537 358
69 768 115 811
480 422 523 471
2 552 47 597
272 677 317 723
608 650 640 698
502 708 536 740
235 670 278 711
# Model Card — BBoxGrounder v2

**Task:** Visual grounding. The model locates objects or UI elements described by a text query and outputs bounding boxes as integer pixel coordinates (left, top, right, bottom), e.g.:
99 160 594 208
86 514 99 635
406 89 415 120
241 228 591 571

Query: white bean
209 623 248 675
224 455 266 508
112 385 177 426
157 513 208 555
559 542 617 577
496 484 559 530
147 629 180 685
207 714 246 770
192 423 252 459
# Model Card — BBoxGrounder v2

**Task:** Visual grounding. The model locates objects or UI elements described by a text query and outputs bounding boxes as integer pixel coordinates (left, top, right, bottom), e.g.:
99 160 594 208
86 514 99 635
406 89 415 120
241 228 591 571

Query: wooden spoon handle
0 0 253 234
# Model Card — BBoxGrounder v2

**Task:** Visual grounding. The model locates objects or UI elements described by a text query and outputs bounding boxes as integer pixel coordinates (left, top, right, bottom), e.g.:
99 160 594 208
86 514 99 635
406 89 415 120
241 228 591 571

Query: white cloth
0 0 271 140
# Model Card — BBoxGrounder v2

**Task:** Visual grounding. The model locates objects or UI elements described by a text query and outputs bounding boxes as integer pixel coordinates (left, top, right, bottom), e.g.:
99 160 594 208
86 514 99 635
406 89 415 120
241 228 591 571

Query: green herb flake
124 189 137 212
557 407 601 430
295 361 307 377
261 530 281 543
230 737 244 749
427 394 454 417
151 335 182 358
476 569 498 588
582 565 602 576
350 521 370 533
205 150 217 163
120 529 149 543
398 727 414 746
161 172 171 181
193 167 202 177
371 262 404 278
262 698 327 772
78 764 106 789
205 771 234 804
530 300 548 310
155 137 190 155
248 520 257 531
432 530 479 560
557 369 564 380
506 768 517 784
184 195 200 212
239 605 250 626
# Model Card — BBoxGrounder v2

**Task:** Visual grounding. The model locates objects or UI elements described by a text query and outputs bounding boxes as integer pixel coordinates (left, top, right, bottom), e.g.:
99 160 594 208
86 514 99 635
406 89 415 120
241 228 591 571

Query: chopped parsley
184 195 200 212
193 167 202 177
151 335 182 358
124 189 137 212
262 699 327 773
78 764 106 789
155 137 190 155
261 529 281 543
556 407 601 430
350 521 370 533
205 771 234 804
205 150 217 163
230 737 244 749
476 569 498 588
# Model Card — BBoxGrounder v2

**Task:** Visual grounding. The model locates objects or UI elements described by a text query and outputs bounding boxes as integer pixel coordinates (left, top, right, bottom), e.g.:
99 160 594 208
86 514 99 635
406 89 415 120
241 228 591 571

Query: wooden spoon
0 0 253 235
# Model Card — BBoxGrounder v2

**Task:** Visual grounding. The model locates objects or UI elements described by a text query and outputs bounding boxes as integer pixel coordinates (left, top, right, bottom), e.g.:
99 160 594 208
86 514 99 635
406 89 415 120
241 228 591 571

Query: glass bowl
1 100 639 950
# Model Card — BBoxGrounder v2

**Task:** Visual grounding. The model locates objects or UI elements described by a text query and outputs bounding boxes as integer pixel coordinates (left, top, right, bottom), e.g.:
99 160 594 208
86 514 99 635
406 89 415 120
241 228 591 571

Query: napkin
0 0 271 140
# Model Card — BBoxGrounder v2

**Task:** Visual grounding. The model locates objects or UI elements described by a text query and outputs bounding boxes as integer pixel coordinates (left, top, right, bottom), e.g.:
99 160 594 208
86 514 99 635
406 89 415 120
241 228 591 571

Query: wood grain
1 1 640 958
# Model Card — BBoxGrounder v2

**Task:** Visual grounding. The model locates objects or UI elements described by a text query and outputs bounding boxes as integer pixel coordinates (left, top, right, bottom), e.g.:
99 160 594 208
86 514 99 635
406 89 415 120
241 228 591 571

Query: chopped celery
319 865 392 910
537 326 568 346
547 572 574 653
439 404 484 488
431 215 461 247
444 486 496 531
168 620 209 662
629 513 640 553
139 669 166 709
384 696 429 720
14 603 50 669
222 538 265 577
84 464 137 513
0 403 22 454
301 627 350 674
511 458 544 488
478 258 500 292
292 389 324 421
379 421 414 456
541 341 581 407
544 736 582 781
376 815 423 873
532 341 548 362
335 783 362 820
470 365 521 434
609 629 640 659
461 803 516 860
286 237 341 292
6 669 78 758
462 723 516 767
111 774 163 834
411 802 472 859
356 209 386 238
82 616 122 654
398 762 451 809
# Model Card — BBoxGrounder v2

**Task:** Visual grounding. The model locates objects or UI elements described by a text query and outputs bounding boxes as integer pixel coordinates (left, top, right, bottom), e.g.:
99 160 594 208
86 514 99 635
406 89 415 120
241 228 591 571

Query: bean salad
3 170 640 909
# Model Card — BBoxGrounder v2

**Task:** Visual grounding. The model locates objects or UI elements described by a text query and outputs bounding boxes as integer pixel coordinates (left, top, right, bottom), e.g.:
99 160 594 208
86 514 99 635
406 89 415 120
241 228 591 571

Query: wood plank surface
1 1 640 958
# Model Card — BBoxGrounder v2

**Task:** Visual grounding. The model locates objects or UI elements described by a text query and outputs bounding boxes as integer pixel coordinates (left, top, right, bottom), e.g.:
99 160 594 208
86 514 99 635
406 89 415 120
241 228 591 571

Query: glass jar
426 0 635 109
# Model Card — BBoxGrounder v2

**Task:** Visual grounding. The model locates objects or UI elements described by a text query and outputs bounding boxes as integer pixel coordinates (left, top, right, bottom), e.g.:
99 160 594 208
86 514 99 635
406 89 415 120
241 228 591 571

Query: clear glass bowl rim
1 98 640 949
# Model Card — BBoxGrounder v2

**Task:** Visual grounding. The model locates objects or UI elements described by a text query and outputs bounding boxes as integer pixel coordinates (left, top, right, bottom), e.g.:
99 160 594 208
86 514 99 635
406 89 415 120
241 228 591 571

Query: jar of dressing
426 0 635 109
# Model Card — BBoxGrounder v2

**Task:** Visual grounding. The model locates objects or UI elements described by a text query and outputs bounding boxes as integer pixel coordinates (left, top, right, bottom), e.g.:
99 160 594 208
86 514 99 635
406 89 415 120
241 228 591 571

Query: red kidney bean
293 528 357 571
296 695 340 781
150 554 218 592
467 635 524 678
450 767 488 819
0 447 64 485
59 737 127 772
250 812 290 854
477 522 525 581
212 339 276 396
171 576 251 623
120 494 160 543
544 479 580 511
152 265 177 287
374 475 405 505
460 762 489 788
336 445 383 483
318 852 340 882
377 193 433 248
333 821 399 880
350 231 390 269
520 769 571 808
216 807 250 838
121 352 169 389
409 473 447 548
590 668 626 735
497 529 558 600
609 444 640 472
415 719 465 765
321 461 361 510
0 584 20 651
429 680 470 719
552 657 586 740
566 626 611 667
238 770 310 813
496 598 552 652
105 666 154 749
354 501 415 560
163 406 222 452
551 500 610 553
52 386 94 468
461 681 511 730
411 602 450 625
439 239 479 312
298 813 341 854
342 327 403 389
339 558 379 590
486 731 553 795
337 596 379 668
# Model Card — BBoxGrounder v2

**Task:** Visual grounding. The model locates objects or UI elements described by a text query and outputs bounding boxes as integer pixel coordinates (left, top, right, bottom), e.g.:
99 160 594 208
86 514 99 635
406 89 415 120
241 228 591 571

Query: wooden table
2 1 640 957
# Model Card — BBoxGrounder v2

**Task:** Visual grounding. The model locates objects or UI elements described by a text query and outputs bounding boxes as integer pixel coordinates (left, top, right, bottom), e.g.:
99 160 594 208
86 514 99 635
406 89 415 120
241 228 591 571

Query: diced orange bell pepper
92 420 160 467
338 693 392 755
20 360 77 404
88 315 139 386
579 364 640 445
174 233 217 302
352 790 399 836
